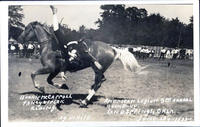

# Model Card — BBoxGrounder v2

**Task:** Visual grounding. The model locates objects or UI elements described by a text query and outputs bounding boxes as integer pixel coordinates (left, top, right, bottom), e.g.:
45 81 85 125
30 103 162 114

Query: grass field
8 55 194 121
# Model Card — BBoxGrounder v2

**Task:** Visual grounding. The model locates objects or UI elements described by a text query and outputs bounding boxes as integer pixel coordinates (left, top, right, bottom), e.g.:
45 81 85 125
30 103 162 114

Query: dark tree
51 5 193 49
8 5 24 40
181 16 193 48
94 5 193 49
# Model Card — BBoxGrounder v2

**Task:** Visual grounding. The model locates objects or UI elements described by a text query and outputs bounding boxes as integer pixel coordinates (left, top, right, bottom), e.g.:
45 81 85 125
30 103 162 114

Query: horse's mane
30 21 54 34
30 21 60 51
31 21 46 27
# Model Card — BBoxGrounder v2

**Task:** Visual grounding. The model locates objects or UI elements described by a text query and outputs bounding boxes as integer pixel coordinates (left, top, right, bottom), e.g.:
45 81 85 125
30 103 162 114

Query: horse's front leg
47 70 65 88
31 66 54 93
80 71 106 107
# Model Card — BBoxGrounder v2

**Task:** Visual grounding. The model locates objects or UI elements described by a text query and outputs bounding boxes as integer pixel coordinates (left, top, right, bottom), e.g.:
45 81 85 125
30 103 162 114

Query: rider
50 5 102 71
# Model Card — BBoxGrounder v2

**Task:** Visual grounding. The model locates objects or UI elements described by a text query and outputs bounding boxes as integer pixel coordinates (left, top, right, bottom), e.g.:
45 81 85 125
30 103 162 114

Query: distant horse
18 21 144 107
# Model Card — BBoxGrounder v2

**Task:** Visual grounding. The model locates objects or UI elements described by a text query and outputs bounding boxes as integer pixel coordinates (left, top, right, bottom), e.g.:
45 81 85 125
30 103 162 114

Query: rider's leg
50 5 58 31
79 40 102 70
85 52 102 70
50 5 69 60
50 6 65 45
50 5 101 71
50 5 65 43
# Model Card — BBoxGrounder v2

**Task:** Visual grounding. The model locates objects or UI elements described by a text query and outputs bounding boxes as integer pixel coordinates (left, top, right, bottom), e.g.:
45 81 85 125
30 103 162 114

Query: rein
30 23 53 45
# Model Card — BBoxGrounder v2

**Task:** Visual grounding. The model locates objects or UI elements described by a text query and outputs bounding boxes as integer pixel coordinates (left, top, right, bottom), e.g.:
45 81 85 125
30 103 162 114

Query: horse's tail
113 47 147 72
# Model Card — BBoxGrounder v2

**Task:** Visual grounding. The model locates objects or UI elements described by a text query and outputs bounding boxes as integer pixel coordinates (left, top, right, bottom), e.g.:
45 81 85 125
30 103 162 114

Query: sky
22 4 193 30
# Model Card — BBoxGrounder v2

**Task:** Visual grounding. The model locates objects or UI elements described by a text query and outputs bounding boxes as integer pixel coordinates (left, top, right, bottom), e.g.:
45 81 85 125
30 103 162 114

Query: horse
18 21 144 107
18 22 65 92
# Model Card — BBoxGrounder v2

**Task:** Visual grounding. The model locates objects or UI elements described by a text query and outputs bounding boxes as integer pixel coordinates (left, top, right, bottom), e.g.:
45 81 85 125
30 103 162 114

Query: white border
1 0 199 127
1 2 9 127
193 0 200 125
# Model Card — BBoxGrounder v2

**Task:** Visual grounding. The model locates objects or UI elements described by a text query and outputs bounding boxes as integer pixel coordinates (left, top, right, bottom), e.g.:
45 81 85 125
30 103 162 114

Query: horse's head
18 21 53 44
17 22 37 43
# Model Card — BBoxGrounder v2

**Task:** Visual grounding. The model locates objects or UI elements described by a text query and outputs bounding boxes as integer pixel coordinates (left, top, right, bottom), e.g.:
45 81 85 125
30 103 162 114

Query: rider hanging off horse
50 5 110 106
50 5 103 72
49 5 146 107
18 5 144 107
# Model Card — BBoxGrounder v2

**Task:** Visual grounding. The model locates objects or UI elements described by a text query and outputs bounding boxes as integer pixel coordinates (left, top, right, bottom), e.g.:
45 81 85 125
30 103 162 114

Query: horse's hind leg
80 69 105 107
31 66 53 93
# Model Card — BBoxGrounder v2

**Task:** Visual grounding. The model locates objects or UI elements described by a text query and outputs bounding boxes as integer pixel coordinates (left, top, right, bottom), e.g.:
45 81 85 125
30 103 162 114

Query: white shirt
19 44 24 50
161 49 166 53
28 44 34 49
166 50 171 55
11 45 15 50
136 47 141 51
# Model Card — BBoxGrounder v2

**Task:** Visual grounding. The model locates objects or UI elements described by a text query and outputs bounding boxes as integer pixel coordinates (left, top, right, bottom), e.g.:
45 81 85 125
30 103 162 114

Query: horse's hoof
54 83 62 88
60 84 69 90
56 104 63 111
79 100 88 108
62 77 67 81
61 75 67 81
101 77 106 82
38 87 45 93
80 104 88 108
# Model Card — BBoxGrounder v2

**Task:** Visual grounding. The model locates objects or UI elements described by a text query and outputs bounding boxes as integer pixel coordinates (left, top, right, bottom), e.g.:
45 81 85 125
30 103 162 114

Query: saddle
66 39 94 65
60 38 102 71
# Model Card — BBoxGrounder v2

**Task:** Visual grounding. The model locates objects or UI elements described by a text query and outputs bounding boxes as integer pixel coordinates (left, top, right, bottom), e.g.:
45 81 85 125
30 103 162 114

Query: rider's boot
50 5 57 15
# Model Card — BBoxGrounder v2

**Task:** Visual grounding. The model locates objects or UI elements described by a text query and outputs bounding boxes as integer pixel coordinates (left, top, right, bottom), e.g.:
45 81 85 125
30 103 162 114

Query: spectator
159 47 166 60
10 43 16 55
18 43 24 57
172 48 179 59
179 48 186 59
165 49 171 59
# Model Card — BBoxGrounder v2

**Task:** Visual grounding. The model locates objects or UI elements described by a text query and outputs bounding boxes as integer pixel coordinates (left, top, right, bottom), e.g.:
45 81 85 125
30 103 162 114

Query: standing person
179 48 186 59
159 47 166 60
27 42 34 57
24 43 28 58
10 43 16 55
172 47 179 60
18 43 24 58
150 49 155 58
165 49 171 59
50 5 102 71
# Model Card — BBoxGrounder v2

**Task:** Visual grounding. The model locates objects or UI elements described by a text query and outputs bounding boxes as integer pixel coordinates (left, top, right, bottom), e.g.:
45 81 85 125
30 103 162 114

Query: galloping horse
18 22 65 91
18 21 143 107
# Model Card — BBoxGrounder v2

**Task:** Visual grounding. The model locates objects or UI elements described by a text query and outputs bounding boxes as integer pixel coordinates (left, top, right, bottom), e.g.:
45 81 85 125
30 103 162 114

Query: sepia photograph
3 0 199 125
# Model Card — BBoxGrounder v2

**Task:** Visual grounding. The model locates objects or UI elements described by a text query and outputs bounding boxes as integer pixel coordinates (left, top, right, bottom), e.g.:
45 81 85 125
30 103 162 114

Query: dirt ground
8 55 194 122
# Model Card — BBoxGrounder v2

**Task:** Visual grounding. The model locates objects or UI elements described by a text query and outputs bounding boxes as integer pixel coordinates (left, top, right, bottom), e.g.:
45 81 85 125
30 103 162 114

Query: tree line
9 5 193 49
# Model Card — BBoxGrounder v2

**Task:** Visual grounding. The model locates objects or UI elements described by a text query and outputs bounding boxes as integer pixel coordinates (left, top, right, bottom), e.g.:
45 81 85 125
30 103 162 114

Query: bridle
28 22 53 45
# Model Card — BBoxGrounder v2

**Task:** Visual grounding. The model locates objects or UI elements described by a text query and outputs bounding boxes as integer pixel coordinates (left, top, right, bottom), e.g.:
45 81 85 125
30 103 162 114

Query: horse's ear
31 21 38 27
